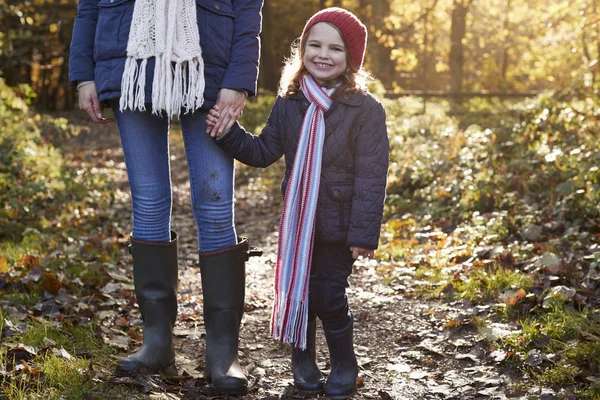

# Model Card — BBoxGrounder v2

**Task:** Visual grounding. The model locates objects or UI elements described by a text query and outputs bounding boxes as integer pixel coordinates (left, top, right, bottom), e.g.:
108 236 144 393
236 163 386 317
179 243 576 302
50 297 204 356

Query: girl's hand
206 105 236 138
350 246 374 260
78 82 113 124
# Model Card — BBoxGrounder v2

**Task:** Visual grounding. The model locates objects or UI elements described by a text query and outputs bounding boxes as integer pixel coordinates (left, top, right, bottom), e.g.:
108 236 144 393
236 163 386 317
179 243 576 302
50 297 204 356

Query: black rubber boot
323 321 359 399
115 231 178 377
292 314 324 394
199 237 256 396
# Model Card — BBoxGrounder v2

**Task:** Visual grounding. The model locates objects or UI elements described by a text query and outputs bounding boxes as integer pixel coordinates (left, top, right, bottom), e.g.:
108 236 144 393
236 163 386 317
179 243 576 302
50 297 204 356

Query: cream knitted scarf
119 0 205 118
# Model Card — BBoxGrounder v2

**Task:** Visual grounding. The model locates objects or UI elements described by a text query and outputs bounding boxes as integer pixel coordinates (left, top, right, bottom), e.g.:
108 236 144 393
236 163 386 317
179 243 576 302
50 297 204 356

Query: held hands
206 105 237 139
206 88 246 138
350 246 374 260
78 83 113 124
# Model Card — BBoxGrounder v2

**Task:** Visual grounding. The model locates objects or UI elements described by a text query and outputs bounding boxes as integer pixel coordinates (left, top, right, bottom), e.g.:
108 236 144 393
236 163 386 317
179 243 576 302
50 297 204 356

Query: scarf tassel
271 294 309 350
120 57 138 112
135 59 147 111
151 54 163 114
171 61 183 118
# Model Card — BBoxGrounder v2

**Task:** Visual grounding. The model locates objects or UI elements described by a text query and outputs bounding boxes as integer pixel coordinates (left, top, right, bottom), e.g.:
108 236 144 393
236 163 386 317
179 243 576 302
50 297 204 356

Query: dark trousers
308 242 355 335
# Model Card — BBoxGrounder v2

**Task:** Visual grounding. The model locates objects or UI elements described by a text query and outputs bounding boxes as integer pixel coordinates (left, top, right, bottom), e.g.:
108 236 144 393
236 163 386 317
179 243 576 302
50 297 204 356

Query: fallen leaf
524 349 547 366
386 363 411 373
503 288 527 306
490 350 507 362
408 370 429 380
18 255 40 268
52 347 73 360
0 257 8 274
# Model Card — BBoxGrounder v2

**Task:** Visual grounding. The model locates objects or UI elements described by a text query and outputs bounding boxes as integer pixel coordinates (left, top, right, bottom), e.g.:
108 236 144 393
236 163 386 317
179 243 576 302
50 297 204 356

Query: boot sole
325 388 357 399
207 374 248 396
210 385 248 396
294 381 324 395
115 360 177 377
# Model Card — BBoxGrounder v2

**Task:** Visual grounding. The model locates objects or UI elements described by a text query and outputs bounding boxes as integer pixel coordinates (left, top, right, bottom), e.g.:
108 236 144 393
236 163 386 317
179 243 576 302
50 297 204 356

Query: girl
69 0 263 395
207 8 389 398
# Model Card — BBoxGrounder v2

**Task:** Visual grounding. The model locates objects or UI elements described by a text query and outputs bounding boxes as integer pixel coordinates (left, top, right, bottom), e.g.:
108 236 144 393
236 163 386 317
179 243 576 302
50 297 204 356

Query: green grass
1 315 128 400
531 363 579 385
454 266 533 303
4 292 42 308
42 355 92 399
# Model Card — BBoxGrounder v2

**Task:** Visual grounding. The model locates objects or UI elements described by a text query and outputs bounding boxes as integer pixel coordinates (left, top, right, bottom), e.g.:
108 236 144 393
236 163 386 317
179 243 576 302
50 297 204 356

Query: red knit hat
301 7 368 70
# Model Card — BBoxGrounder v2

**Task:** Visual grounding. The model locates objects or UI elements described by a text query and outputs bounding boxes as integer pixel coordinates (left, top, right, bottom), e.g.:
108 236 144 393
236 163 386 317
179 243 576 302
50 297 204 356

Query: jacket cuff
346 239 378 250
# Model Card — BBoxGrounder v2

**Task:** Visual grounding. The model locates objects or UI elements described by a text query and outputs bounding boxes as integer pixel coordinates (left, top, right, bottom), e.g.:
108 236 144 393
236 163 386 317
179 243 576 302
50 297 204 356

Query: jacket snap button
215 4 220 9
333 190 340 198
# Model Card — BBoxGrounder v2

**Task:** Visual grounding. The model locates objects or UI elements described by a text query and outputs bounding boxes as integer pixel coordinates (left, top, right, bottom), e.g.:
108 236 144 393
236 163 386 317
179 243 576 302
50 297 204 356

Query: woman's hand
206 105 236 139
78 83 113 124
207 88 245 137
349 246 374 260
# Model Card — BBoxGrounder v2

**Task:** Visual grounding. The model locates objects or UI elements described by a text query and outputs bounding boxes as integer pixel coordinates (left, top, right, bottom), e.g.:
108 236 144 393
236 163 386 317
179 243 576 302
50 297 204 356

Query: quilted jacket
69 0 263 107
217 90 390 249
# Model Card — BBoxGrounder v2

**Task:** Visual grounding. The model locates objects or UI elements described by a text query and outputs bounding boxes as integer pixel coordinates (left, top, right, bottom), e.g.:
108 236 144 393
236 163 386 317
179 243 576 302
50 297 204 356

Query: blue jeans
112 103 237 252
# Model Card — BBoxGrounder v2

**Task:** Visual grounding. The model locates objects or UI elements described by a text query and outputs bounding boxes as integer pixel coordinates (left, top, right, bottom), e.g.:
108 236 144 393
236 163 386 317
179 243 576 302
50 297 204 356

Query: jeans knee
131 194 171 241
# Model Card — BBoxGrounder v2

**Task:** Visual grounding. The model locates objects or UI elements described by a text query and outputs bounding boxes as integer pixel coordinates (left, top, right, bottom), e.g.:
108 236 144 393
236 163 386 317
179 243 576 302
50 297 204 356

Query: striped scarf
271 74 335 349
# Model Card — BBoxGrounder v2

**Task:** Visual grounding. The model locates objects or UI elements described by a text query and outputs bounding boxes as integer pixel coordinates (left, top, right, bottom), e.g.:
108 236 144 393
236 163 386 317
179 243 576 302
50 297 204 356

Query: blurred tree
0 0 77 110
1 0 600 107
449 0 473 107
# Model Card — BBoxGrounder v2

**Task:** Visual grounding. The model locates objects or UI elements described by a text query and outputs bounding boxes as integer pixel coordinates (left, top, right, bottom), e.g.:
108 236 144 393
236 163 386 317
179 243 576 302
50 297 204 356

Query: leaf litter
0 118 569 399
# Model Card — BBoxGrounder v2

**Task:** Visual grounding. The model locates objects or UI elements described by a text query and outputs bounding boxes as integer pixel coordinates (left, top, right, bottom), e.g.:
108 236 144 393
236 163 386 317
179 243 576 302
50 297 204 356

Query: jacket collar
290 89 365 107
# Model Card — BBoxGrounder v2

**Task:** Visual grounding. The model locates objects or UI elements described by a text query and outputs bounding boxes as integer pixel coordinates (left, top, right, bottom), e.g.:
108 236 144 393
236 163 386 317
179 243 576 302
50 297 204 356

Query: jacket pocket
94 0 134 62
196 0 234 67
326 183 353 232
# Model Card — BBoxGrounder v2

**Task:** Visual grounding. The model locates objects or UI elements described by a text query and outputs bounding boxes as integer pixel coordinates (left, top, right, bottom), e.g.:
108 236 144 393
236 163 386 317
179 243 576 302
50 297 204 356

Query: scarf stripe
271 74 334 349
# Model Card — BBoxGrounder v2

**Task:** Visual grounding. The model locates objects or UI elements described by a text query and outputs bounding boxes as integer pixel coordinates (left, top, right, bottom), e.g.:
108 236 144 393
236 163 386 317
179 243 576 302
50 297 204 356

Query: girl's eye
309 43 320 48
332 47 344 52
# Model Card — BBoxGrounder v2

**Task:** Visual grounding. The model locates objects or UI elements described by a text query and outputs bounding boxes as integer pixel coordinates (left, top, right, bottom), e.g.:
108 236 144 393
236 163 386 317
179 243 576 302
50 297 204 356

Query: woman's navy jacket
69 0 263 107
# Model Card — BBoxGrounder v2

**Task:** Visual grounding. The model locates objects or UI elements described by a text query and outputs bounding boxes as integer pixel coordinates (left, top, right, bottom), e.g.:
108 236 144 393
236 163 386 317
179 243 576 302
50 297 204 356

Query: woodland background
1 0 599 107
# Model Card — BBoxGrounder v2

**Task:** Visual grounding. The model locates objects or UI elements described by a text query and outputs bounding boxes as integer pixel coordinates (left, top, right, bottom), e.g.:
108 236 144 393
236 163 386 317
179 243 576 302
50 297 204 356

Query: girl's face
302 22 348 86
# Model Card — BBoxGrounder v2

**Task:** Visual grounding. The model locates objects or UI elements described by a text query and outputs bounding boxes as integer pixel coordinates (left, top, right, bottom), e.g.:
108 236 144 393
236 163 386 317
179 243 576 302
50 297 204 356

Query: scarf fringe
271 294 309 349
120 55 205 118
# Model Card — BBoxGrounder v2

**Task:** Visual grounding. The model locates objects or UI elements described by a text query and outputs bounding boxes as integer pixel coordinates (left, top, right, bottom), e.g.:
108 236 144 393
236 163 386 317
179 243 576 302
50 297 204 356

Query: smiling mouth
315 62 332 67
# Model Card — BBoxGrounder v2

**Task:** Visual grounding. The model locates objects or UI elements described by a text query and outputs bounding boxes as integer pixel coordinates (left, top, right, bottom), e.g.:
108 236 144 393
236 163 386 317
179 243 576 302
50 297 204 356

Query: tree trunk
501 0 511 81
370 0 395 89
595 0 600 92
449 0 471 109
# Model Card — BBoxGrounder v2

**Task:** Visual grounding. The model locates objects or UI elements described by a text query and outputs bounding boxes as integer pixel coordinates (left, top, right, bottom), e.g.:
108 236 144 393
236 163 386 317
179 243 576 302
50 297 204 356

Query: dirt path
66 116 553 400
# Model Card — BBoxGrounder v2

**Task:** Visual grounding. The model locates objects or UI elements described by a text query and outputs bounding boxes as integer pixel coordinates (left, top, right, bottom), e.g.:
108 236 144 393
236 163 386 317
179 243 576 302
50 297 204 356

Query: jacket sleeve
220 0 263 97
216 97 285 168
346 102 390 250
69 0 99 86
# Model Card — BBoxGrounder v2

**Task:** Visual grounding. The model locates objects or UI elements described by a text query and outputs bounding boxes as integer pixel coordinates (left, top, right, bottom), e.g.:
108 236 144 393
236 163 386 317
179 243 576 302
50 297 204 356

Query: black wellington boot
199 237 255 395
115 231 178 377
292 315 324 394
323 321 359 399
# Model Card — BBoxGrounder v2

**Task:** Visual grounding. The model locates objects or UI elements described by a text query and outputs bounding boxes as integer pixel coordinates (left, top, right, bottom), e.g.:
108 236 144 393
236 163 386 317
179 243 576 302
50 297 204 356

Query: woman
69 0 263 395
